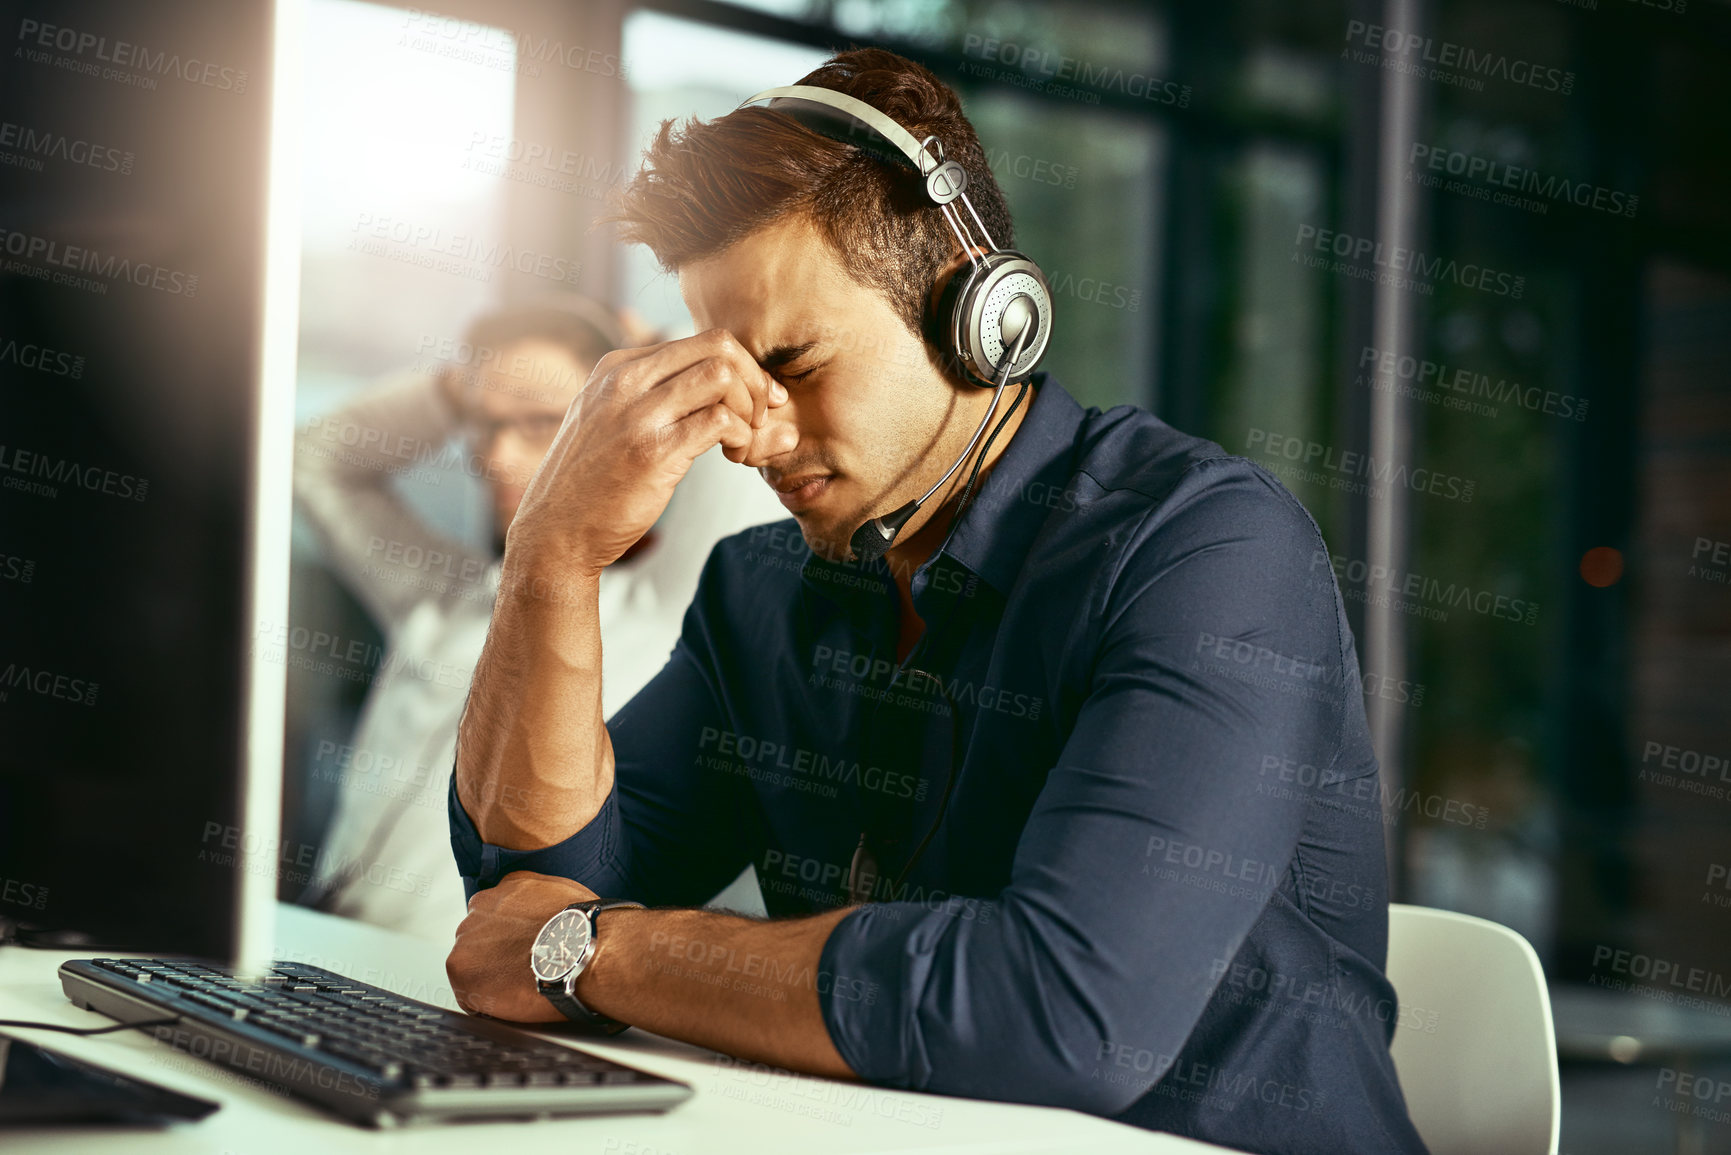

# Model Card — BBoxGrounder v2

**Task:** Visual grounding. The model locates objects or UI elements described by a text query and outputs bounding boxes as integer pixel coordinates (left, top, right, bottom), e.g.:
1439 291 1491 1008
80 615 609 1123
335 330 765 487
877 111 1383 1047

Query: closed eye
766 363 819 391
759 340 823 383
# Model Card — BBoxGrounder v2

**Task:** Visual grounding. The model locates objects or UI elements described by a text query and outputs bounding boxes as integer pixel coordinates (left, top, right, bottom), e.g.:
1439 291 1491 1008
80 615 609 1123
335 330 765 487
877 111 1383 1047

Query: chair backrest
1384 903 1560 1155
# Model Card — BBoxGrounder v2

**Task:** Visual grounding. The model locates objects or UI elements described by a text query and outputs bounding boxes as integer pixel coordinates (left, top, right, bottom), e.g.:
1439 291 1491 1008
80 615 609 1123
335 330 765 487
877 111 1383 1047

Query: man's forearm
455 560 613 850
579 905 858 1079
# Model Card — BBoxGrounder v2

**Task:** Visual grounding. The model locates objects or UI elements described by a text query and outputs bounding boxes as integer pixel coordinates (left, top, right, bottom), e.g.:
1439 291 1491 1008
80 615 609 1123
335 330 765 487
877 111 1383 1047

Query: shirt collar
937 373 1086 597
799 372 1086 605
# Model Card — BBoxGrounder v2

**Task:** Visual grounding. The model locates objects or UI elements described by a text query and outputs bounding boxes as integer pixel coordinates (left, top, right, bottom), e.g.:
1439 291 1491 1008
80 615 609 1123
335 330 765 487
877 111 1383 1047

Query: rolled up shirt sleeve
449 552 769 906
448 770 626 904
817 463 1354 1116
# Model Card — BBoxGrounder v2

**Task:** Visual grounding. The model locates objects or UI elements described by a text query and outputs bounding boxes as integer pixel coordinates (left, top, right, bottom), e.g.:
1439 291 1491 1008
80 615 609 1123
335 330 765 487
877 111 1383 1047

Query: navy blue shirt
449 375 1428 1155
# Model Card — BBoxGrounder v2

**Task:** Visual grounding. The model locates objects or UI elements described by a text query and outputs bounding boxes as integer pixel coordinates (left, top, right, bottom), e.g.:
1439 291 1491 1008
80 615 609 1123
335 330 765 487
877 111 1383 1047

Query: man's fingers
645 355 761 434
661 401 753 466
590 328 773 420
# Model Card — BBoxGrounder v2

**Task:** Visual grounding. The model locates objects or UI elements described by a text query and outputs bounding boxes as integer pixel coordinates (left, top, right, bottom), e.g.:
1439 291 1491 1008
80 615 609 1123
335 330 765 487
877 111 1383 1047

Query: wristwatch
530 898 644 1033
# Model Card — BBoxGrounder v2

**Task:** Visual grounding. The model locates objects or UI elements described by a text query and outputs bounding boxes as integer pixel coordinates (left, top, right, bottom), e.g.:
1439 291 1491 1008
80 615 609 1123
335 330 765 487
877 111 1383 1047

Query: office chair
1385 903 1561 1155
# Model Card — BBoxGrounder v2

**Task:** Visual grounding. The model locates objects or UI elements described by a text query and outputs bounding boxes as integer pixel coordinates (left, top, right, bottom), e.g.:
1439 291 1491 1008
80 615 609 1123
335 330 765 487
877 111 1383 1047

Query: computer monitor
0 0 291 972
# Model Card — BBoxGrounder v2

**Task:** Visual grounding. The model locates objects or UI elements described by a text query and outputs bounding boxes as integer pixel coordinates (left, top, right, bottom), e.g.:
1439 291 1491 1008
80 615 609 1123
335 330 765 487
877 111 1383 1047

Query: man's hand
446 870 599 1023
447 877 859 1078
506 328 788 575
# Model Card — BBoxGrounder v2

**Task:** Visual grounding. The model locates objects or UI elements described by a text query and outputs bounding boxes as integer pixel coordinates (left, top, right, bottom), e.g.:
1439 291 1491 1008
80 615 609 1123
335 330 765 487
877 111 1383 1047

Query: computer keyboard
58 956 692 1127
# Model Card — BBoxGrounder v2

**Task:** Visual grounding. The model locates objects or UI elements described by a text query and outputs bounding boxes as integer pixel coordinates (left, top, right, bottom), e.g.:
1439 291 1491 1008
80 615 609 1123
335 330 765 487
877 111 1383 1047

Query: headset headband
738 84 980 213
741 85 938 170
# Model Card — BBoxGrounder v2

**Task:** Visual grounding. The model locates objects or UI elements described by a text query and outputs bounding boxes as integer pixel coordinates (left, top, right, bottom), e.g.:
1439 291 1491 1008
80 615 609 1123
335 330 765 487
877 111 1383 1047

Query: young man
294 298 782 942
444 51 1428 1155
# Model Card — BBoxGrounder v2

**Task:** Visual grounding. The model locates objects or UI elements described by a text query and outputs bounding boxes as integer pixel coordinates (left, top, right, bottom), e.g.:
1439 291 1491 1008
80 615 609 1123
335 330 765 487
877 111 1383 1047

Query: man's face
680 214 965 562
461 337 591 534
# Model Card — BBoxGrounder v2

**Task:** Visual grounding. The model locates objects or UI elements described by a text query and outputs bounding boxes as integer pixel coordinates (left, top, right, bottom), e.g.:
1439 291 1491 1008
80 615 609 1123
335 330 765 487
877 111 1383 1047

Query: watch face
530 908 593 983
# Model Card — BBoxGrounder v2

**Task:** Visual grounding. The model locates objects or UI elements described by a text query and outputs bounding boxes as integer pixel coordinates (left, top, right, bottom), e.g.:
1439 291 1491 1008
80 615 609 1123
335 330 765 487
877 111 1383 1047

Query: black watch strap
536 899 644 1034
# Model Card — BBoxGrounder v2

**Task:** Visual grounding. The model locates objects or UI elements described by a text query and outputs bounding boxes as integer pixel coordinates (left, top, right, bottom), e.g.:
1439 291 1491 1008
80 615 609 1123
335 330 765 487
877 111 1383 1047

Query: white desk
0 902 1236 1155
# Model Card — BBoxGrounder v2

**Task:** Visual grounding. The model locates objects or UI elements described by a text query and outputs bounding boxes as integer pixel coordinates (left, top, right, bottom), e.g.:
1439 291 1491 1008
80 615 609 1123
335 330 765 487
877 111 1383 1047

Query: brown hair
605 47 1014 342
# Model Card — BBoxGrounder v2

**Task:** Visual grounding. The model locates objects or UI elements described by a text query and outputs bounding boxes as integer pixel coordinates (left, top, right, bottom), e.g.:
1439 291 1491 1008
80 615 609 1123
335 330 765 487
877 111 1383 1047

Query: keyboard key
558 1070 602 1085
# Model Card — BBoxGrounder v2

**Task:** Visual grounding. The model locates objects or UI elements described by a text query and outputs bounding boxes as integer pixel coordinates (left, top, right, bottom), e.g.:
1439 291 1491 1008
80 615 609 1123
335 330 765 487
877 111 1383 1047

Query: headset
737 84 1056 563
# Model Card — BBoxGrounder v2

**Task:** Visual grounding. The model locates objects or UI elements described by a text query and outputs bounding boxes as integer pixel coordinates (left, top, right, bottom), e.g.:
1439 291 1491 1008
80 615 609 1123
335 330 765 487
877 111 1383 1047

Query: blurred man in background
293 297 783 942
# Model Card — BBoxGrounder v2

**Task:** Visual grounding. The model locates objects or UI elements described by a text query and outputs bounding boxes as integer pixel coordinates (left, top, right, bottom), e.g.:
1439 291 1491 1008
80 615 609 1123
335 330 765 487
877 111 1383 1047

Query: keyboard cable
0 1017 181 1036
